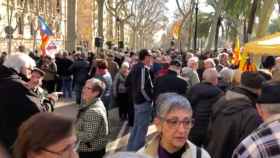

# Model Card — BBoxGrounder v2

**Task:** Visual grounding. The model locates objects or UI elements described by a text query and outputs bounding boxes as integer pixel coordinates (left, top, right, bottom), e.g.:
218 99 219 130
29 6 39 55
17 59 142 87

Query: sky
154 0 279 43
154 0 214 42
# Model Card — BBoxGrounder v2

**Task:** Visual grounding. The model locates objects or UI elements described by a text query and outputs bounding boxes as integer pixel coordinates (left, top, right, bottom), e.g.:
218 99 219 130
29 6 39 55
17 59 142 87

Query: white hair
219 67 234 83
156 93 192 117
3 53 36 73
121 62 130 69
204 58 216 67
203 68 218 83
181 67 193 77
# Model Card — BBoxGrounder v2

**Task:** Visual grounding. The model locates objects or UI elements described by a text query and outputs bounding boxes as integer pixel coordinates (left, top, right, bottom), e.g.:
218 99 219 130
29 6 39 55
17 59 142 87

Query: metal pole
193 0 198 52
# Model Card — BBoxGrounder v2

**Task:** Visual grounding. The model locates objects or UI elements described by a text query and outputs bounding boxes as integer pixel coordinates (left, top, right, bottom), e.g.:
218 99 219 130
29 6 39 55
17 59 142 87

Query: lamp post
193 0 198 52
116 17 120 48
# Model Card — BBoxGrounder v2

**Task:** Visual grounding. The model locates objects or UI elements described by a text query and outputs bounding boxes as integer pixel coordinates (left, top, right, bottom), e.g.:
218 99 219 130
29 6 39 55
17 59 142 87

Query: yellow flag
171 20 182 40
232 37 240 65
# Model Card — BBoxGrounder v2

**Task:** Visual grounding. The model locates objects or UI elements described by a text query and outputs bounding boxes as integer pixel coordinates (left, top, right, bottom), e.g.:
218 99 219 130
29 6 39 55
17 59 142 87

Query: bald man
187 68 223 147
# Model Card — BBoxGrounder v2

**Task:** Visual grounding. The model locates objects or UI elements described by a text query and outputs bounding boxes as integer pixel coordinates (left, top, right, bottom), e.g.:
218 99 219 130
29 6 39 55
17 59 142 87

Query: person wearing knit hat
207 72 266 158
233 81 280 158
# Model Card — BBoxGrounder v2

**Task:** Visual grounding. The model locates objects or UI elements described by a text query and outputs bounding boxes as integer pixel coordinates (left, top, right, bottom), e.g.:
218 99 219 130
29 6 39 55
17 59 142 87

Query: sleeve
112 74 119 97
140 68 151 101
77 110 102 142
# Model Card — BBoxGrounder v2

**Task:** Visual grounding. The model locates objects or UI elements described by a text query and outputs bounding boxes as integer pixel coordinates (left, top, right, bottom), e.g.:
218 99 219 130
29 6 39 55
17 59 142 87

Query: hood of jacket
212 87 258 117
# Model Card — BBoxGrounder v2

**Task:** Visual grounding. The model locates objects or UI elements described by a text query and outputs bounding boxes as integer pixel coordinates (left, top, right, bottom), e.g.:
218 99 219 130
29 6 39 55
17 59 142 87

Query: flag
38 16 53 56
232 37 240 65
171 20 182 40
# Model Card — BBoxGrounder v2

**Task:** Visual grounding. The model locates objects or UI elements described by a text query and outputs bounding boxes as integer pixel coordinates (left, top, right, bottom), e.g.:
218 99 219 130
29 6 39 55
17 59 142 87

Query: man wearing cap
206 72 266 158
232 81 280 158
154 59 189 100
27 68 56 112
126 49 154 151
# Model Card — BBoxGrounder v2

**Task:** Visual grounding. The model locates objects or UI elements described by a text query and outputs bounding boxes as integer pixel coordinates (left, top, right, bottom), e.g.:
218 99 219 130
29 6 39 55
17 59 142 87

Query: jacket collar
142 134 192 158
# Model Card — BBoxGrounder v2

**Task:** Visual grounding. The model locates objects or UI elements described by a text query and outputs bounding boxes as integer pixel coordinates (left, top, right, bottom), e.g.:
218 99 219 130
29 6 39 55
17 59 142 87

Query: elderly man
182 56 200 87
187 68 223 147
139 93 211 158
0 53 54 152
203 58 216 70
232 81 280 157
207 72 266 158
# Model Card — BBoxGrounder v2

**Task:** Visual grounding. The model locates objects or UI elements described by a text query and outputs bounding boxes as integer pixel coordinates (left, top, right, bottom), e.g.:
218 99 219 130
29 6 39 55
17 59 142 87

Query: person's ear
256 104 265 120
154 117 162 132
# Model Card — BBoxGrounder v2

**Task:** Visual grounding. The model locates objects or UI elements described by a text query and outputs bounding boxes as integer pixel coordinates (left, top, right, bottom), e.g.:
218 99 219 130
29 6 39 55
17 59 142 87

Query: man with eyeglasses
138 93 211 158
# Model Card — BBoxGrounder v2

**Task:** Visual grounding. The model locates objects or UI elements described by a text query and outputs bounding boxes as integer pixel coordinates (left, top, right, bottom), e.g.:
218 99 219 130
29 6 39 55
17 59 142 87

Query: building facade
0 0 67 53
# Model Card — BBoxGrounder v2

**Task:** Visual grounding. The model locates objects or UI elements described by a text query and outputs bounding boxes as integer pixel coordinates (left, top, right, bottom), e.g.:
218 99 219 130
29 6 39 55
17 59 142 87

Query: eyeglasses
41 140 80 157
160 117 194 128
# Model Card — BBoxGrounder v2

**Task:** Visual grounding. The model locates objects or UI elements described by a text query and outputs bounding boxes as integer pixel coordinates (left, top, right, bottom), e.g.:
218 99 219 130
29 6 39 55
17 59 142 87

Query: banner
38 16 54 56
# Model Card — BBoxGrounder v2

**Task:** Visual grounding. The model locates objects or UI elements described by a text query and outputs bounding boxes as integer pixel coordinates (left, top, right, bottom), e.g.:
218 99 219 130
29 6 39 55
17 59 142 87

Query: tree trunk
205 0 224 51
247 0 259 37
106 0 114 42
243 19 248 43
253 0 274 67
97 0 104 38
66 0 76 52
214 16 222 54
120 21 125 42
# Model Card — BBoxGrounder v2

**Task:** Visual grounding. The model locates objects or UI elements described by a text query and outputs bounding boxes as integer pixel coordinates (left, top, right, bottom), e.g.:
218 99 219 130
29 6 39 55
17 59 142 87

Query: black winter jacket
125 62 153 104
206 87 262 158
0 65 48 151
154 70 188 100
187 82 223 147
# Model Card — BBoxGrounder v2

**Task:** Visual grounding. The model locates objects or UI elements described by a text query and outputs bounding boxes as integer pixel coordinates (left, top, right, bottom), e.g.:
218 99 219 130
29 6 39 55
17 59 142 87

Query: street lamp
193 0 198 52
116 17 120 48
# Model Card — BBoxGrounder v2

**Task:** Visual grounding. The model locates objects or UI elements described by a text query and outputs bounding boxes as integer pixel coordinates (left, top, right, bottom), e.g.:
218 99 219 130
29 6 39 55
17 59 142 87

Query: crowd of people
1 45 280 158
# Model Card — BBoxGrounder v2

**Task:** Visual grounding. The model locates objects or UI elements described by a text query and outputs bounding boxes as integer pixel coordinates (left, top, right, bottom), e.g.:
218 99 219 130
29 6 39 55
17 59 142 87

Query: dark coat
154 70 189 100
57 57 73 77
125 62 153 104
0 65 42 151
69 59 90 85
187 82 223 147
206 87 262 158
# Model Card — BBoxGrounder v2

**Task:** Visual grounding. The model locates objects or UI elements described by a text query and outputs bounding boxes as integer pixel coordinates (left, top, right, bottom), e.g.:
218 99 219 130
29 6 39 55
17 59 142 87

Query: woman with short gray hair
138 93 211 158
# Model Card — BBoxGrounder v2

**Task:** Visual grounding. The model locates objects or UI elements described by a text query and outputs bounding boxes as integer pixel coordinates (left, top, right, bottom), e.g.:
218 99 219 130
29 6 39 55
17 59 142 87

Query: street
54 99 158 155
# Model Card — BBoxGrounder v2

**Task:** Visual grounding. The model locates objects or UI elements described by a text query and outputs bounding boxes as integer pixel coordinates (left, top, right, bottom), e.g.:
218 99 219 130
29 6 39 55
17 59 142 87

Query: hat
240 72 265 89
32 68 45 76
170 59 182 67
257 81 280 104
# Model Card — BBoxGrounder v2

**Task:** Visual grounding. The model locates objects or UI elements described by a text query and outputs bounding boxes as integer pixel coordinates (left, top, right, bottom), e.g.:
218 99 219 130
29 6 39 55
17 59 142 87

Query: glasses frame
159 116 194 129
41 140 80 156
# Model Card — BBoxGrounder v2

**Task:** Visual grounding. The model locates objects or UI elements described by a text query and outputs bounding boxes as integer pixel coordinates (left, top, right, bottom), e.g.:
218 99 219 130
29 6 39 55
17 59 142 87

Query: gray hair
204 58 216 67
156 93 192 117
259 103 280 115
87 78 106 97
181 67 193 78
3 53 36 74
105 152 149 158
203 68 218 83
121 62 130 69
219 67 234 83
187 57 198 67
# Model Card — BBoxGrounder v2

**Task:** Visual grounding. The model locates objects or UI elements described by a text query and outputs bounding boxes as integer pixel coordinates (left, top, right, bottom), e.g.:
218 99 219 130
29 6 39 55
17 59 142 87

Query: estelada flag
38 16 53 56
171 20 182 40
232 37 240 65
